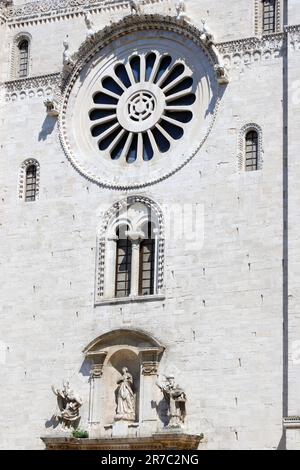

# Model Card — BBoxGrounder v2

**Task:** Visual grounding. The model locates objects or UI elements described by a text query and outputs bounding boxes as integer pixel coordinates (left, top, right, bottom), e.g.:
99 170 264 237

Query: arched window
245 130 258 171
115 225 132 298
139 223 155 296
262 0 276 34
254 1 281 36
19 159 40 202
95 196 164 303
25 164 37 201
18 39 29 78
238 124 263 171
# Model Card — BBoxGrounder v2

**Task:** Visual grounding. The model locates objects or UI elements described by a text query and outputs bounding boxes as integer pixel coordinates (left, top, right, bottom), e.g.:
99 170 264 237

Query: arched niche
83 329 164 437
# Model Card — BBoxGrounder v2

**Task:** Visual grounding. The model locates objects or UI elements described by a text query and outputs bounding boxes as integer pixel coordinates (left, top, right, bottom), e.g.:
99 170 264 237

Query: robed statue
157 374 186 428
52 381 82 429
115 367 136 422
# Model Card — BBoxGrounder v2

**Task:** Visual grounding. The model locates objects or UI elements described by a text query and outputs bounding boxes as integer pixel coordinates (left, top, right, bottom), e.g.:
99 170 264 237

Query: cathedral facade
0 0 300 450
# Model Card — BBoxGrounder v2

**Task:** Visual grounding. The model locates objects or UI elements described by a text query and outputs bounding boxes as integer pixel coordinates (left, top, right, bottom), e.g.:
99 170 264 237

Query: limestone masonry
0 0 300 450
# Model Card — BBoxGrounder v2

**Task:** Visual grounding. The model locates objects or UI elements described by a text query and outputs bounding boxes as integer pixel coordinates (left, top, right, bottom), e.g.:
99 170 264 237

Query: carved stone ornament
142 361 159 376
175 0 189 22
90 363 104 379
0 1 162 26
129 0 142 15
58 14 222 190
52 381 83 429
157 374 187 428
84 11 95 41
44 97 60 117
115 367 136 422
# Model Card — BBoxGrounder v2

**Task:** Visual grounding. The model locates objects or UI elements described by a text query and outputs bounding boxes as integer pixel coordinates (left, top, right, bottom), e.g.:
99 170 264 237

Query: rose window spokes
89 53 195 163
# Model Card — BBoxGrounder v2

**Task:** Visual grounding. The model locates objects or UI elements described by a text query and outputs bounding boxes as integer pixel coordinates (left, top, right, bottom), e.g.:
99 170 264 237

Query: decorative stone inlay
59 14 220 189
2 73 60 102
0 0 164 26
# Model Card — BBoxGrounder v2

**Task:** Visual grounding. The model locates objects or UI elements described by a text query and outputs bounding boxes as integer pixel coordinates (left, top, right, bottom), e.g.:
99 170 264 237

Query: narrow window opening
245 131 258 171
18 39 29 78
139 223 155 296
25 164 37 202
115 226 132 298
262 0 276 34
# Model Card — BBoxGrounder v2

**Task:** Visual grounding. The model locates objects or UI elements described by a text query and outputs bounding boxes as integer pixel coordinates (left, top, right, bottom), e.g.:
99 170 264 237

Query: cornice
217 32 285 55
1 72 60 102
1 0 164 27
2 24 300 100
217 32 285 69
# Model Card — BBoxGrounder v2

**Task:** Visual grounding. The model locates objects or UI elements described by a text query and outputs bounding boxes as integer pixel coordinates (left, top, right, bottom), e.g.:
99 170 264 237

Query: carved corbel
86 351 107 379
210 43 229 85
139 347 163 376
44 97 60 117
214 64 229 85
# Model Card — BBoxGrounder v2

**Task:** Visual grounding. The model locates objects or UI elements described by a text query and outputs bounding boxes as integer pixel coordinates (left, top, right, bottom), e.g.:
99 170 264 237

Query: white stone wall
0 0 298 450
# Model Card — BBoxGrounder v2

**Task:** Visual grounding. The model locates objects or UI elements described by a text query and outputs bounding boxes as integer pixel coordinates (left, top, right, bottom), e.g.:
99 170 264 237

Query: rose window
61 27 218 189
89 53 195 163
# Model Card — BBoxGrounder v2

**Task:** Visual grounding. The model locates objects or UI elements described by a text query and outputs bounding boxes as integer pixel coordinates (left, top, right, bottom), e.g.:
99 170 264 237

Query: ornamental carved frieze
1 0 165 26
2 73 61 103
217 33 285 70
287 25 300 51
141 361 159 376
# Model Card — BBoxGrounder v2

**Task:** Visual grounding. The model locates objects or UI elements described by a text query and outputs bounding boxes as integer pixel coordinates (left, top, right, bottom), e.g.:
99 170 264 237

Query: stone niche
84 329 164 439
42 328 203 450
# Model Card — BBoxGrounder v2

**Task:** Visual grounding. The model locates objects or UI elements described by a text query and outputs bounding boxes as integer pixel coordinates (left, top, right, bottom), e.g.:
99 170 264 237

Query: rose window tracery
89 53 195 164
60 23 219 189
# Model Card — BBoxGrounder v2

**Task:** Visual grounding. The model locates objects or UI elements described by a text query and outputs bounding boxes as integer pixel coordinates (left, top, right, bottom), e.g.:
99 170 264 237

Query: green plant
72 429 89 439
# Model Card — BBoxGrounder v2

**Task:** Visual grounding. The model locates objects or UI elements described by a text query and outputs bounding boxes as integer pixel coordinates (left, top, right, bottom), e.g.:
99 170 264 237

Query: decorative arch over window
254 0 282 36
11 33 31 79
238 123 263 171
19 159 40 202
95 196 164 304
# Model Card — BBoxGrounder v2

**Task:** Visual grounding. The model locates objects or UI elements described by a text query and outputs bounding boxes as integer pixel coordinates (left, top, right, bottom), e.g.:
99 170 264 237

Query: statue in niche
115 367 136 422
52 381 83 429
157 374 186 428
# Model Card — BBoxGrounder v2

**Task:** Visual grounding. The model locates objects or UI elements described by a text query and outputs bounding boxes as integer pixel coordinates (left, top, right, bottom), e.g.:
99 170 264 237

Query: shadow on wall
38 115 57 141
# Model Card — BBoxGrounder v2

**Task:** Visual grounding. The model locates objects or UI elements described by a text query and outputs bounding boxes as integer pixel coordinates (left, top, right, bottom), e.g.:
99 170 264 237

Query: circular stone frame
59 15 221 190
